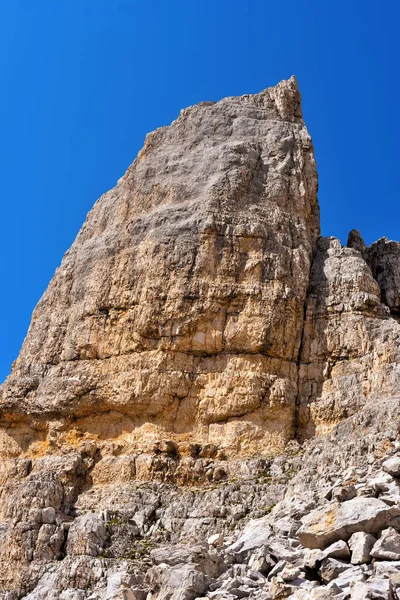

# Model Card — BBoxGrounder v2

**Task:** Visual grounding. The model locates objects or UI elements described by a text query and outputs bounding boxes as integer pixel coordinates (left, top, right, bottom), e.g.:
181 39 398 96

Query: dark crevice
293 246 316 442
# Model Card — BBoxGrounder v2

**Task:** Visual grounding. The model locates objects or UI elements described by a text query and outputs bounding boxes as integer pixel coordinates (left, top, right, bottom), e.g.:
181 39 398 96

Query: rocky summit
0 76 399 599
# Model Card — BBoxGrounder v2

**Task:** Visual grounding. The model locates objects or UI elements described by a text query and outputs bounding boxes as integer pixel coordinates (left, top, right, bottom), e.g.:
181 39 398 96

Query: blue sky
0 0 399 381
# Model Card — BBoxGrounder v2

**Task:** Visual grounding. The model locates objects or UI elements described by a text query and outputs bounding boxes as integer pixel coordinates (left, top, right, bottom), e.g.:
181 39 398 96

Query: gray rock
41 507 56 525
331 485 357 503
373 561 400 577
146 563 209 600
326 565 367 594
59 592 86 600
272 517 301 538
322 540 350 561
350 577 393 600
382 457 400 478
267 560 288 581
348 532 376 564
371 527 400 560
268 538 305 564
297 498 400 549
126 589 149 600
248 547 276 574
150 544 221 579
367 237 400 313
277 564 302 582
304 548 325 569
66 514 106 557
246 569 266 582
320 559 350 584
226 519 272 557
308 584 345 599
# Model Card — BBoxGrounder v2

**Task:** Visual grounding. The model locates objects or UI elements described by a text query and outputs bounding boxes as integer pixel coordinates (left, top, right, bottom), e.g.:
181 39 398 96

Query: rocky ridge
0 77 400 598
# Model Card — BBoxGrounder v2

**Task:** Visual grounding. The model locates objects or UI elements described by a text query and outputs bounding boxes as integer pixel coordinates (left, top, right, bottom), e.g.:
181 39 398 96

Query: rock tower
1 77 400 599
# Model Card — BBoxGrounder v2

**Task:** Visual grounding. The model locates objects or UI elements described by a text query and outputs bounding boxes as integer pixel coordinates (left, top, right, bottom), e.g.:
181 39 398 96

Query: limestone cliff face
299 236 400 438
1 76 399 464
0 76 400 599
0 76 320 458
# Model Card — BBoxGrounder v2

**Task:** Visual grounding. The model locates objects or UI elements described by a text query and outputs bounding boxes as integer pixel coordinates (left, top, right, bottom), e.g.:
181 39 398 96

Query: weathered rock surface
371 527 400 561
383 456 400 477
367 237 400 315
297 498 400 550
299 235 400 439
0 75 319 461
348 532 376 565
0 77 399 598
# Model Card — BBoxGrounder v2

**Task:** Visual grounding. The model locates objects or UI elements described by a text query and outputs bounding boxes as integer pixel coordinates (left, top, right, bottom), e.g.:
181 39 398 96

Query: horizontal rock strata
0 77 399 598
1 76 320 459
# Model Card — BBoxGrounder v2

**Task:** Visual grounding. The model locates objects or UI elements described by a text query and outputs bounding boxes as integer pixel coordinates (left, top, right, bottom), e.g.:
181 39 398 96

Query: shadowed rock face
298 236 400 438
0 77 400 599
367 237 400 315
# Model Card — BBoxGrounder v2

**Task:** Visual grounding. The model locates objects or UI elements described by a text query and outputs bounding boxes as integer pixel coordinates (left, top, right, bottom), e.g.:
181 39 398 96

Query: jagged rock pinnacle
347 229 367 257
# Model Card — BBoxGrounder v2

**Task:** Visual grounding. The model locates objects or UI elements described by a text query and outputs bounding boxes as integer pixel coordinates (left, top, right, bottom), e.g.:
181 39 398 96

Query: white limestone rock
371 527 400 561
382 456 400 478
348 532 376 565
297 498 400 550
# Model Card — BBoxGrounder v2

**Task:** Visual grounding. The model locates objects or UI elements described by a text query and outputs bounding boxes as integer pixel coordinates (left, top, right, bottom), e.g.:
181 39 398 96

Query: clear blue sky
0 0 399 382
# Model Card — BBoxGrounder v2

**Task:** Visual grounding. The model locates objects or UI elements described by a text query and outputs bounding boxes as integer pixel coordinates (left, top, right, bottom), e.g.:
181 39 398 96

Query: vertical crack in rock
294 245 315 441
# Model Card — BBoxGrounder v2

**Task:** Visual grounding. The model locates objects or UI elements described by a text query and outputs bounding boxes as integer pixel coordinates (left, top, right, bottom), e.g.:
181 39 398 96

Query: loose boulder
349 532 376 564
382 456 400 478
297 498 400 549
225 519 272 557
371 527 400 561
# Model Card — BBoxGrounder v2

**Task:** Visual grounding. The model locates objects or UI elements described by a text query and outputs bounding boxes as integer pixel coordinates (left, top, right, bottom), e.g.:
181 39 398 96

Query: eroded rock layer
1 76 320 457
